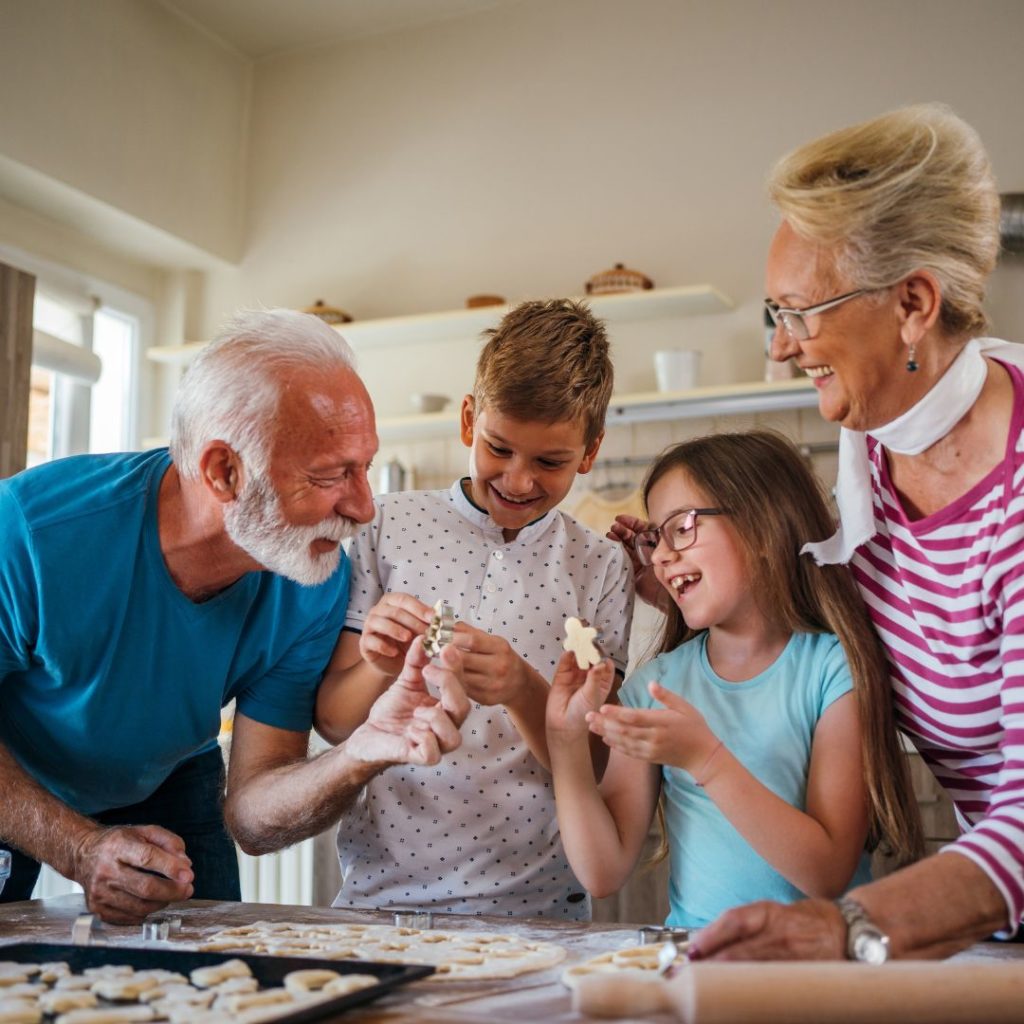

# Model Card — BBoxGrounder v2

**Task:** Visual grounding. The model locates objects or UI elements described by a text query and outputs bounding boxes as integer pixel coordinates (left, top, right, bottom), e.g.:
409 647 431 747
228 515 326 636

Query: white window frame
0 242 153 454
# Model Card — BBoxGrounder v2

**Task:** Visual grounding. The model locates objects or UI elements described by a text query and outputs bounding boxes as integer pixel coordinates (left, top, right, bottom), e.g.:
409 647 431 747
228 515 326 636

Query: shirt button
486 584 497 593
493 551 504 561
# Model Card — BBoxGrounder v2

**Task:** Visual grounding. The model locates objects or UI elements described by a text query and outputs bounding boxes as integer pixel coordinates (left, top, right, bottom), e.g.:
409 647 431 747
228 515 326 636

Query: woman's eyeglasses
763 288 870 342
633 508 726 566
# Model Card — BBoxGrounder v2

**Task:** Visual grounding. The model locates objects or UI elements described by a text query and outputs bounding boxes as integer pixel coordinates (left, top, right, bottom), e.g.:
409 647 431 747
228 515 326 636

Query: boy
316 298 633 919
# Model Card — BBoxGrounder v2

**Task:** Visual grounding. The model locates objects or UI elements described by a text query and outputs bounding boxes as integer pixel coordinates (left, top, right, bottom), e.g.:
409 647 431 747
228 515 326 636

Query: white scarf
802 337 1024 565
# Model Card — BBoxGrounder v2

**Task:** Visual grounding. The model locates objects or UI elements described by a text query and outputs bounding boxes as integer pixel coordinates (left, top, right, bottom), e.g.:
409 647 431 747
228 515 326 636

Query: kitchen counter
2 896 1022 1022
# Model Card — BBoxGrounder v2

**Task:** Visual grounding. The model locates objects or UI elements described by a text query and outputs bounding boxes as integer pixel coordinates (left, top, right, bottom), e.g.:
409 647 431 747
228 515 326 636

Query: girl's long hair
644 431 923 865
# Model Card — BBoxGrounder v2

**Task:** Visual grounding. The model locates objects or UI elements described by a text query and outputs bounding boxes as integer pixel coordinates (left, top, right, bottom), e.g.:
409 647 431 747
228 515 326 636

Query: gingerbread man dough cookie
563 617 603 670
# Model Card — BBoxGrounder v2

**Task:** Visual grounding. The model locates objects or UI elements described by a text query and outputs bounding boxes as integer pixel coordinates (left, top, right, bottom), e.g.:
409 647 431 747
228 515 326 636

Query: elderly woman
692 104 1024 961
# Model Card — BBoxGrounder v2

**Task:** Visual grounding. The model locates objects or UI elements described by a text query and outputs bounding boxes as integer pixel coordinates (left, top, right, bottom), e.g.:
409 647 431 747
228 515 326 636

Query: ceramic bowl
410 393 450 414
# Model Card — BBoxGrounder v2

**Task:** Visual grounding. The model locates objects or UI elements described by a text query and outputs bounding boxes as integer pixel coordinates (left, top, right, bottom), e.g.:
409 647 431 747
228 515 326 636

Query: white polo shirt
333 479 633 919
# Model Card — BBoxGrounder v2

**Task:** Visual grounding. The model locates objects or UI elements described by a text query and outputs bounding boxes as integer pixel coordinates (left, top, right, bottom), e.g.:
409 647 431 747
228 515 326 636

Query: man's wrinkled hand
347 641 469 767
73 825 194 925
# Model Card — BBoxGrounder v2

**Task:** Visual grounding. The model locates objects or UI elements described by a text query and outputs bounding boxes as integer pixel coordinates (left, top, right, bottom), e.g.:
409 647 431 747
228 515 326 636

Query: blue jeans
0 747 240 904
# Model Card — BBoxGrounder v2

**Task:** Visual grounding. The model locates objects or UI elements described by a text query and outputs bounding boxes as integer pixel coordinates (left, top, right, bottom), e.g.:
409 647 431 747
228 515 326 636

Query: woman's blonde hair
768 103 1000 338
645 431 923 866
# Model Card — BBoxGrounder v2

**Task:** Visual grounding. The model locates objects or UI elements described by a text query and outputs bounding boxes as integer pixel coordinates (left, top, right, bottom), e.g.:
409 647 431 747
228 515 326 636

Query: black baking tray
0 942 433 1021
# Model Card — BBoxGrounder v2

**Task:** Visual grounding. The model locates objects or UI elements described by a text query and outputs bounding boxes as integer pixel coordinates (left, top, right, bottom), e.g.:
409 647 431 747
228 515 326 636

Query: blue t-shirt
621 630 871 929
0 450 350 815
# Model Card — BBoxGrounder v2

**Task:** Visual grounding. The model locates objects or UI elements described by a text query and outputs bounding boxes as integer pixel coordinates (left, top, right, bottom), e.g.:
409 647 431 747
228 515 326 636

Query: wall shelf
145 283 734 365
377 377 817 441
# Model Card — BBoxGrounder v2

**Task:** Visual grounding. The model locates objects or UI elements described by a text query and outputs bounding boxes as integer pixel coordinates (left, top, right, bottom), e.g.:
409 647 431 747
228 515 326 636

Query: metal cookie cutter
637 925 691 969
392 908 434 929
71 913 102 946
563 616 606 669
422 600 456 658
141 914 183 942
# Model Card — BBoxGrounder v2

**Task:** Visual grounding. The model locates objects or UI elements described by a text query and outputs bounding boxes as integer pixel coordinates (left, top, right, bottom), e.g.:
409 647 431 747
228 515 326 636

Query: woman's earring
906 344 918 373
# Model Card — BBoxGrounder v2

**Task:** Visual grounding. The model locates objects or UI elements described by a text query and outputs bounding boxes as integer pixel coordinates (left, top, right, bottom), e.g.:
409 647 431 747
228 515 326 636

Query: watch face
852 929 890 965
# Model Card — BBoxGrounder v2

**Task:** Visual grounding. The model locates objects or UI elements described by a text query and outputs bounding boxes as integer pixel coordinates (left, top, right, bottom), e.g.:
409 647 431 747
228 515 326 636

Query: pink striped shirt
852 360 1024 929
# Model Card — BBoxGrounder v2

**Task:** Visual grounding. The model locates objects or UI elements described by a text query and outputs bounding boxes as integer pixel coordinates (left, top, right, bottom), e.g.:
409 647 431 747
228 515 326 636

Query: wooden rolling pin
574 961 1024 1023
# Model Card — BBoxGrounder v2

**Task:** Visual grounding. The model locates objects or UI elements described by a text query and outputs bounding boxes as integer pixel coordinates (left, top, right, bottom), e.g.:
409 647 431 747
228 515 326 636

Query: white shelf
378 377 817 441
142 378 817 450
145 284 734 365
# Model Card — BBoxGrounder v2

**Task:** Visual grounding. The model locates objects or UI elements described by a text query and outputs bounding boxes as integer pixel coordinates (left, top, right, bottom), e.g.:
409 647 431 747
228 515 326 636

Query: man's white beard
223 473 359 586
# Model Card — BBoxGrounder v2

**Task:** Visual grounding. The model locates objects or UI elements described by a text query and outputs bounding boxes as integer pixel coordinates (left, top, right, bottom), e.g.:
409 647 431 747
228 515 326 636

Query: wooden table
0 895 659 1022
2 896 1022 1022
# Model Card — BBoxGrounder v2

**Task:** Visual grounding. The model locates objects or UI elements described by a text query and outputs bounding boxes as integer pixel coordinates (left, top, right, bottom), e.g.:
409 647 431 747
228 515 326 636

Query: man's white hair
169 308 357 480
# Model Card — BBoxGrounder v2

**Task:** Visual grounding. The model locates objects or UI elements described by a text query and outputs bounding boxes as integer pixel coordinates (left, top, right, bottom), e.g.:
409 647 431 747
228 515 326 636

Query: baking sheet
0 942 434 1022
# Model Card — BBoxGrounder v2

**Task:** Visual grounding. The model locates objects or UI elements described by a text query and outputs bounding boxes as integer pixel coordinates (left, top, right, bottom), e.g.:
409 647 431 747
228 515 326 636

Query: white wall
0 0 251 263
197 0 1024 418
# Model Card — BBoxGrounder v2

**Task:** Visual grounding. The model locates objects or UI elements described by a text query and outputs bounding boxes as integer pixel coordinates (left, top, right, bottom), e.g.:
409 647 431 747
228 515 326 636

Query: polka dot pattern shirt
333 479 633 918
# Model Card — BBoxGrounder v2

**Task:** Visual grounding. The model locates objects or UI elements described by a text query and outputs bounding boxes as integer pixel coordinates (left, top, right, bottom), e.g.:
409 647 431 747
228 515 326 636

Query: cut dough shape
320 975 378 997
560 941 689 989
90 978 159 1002
0 1002 41 1024
563 616 602 669
39 993 98 1015
54 1008 155 1024
189 961 252 989
280 970 340 994
194 921 566 982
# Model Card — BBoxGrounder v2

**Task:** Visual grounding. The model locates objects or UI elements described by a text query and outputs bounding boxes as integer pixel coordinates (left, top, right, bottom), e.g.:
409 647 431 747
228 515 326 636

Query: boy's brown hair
474 299 613 446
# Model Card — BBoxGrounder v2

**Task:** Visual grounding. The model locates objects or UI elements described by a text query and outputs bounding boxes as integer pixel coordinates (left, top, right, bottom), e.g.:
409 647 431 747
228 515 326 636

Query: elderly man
0 308 468 924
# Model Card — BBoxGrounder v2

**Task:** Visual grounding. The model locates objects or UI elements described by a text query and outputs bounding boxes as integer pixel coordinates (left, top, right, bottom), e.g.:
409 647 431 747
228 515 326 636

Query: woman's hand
606 514 668 609
586 680 718 773
547 651 616 740
690 899 846 961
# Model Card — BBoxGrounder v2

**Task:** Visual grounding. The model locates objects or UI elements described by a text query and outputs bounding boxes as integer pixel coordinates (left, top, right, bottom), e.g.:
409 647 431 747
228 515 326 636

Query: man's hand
450 622 539 710
690 899 846 961
547 651 616 741
347 640 470 767
585 680 719 773
358 592 436 680
72 825 194 925
606 514 666 608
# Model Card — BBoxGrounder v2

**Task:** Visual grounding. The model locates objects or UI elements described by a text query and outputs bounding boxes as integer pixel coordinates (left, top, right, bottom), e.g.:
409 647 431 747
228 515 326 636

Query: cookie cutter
140 914 182 942
422 600 456 658
70 913 102 946
392 908 434 929
637 925 690 946
563 616 606 670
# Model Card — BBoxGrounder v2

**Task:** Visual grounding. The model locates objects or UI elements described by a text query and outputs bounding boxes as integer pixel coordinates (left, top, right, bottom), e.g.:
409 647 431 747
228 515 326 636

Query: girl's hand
586 680 719 773
606 514 668 609
547 651 615 740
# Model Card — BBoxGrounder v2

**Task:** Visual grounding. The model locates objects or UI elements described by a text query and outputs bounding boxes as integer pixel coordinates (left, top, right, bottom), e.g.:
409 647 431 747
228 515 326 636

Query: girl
547 431 922 928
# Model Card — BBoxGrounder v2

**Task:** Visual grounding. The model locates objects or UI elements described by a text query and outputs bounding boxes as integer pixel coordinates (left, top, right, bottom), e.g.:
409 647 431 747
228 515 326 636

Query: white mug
654 349 701 392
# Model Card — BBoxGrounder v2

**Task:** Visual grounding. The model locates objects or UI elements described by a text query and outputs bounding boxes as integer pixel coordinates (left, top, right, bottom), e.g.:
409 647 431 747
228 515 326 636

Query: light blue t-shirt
621 631 871 929
0 449 350 815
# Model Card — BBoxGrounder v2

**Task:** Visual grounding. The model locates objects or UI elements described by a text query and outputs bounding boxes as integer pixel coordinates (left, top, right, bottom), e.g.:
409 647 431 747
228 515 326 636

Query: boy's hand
359 592 436 679
547 651 615 740
586 680 719 773
606 514 667 609
347 641 470 767
450 623 538 710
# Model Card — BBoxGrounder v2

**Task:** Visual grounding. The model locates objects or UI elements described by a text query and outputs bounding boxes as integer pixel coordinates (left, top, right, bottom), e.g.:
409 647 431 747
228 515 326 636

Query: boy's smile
460 398 602 542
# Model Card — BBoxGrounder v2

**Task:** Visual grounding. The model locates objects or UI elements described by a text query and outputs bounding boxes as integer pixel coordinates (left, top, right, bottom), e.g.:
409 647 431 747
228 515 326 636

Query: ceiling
160 0 516 59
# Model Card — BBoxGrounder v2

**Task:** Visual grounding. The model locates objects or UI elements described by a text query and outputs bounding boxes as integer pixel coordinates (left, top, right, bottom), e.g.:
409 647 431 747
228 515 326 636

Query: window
3 245 150 466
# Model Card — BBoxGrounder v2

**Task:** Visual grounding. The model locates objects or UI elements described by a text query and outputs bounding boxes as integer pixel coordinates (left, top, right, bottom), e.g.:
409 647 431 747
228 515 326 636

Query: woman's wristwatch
836 897 891 963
